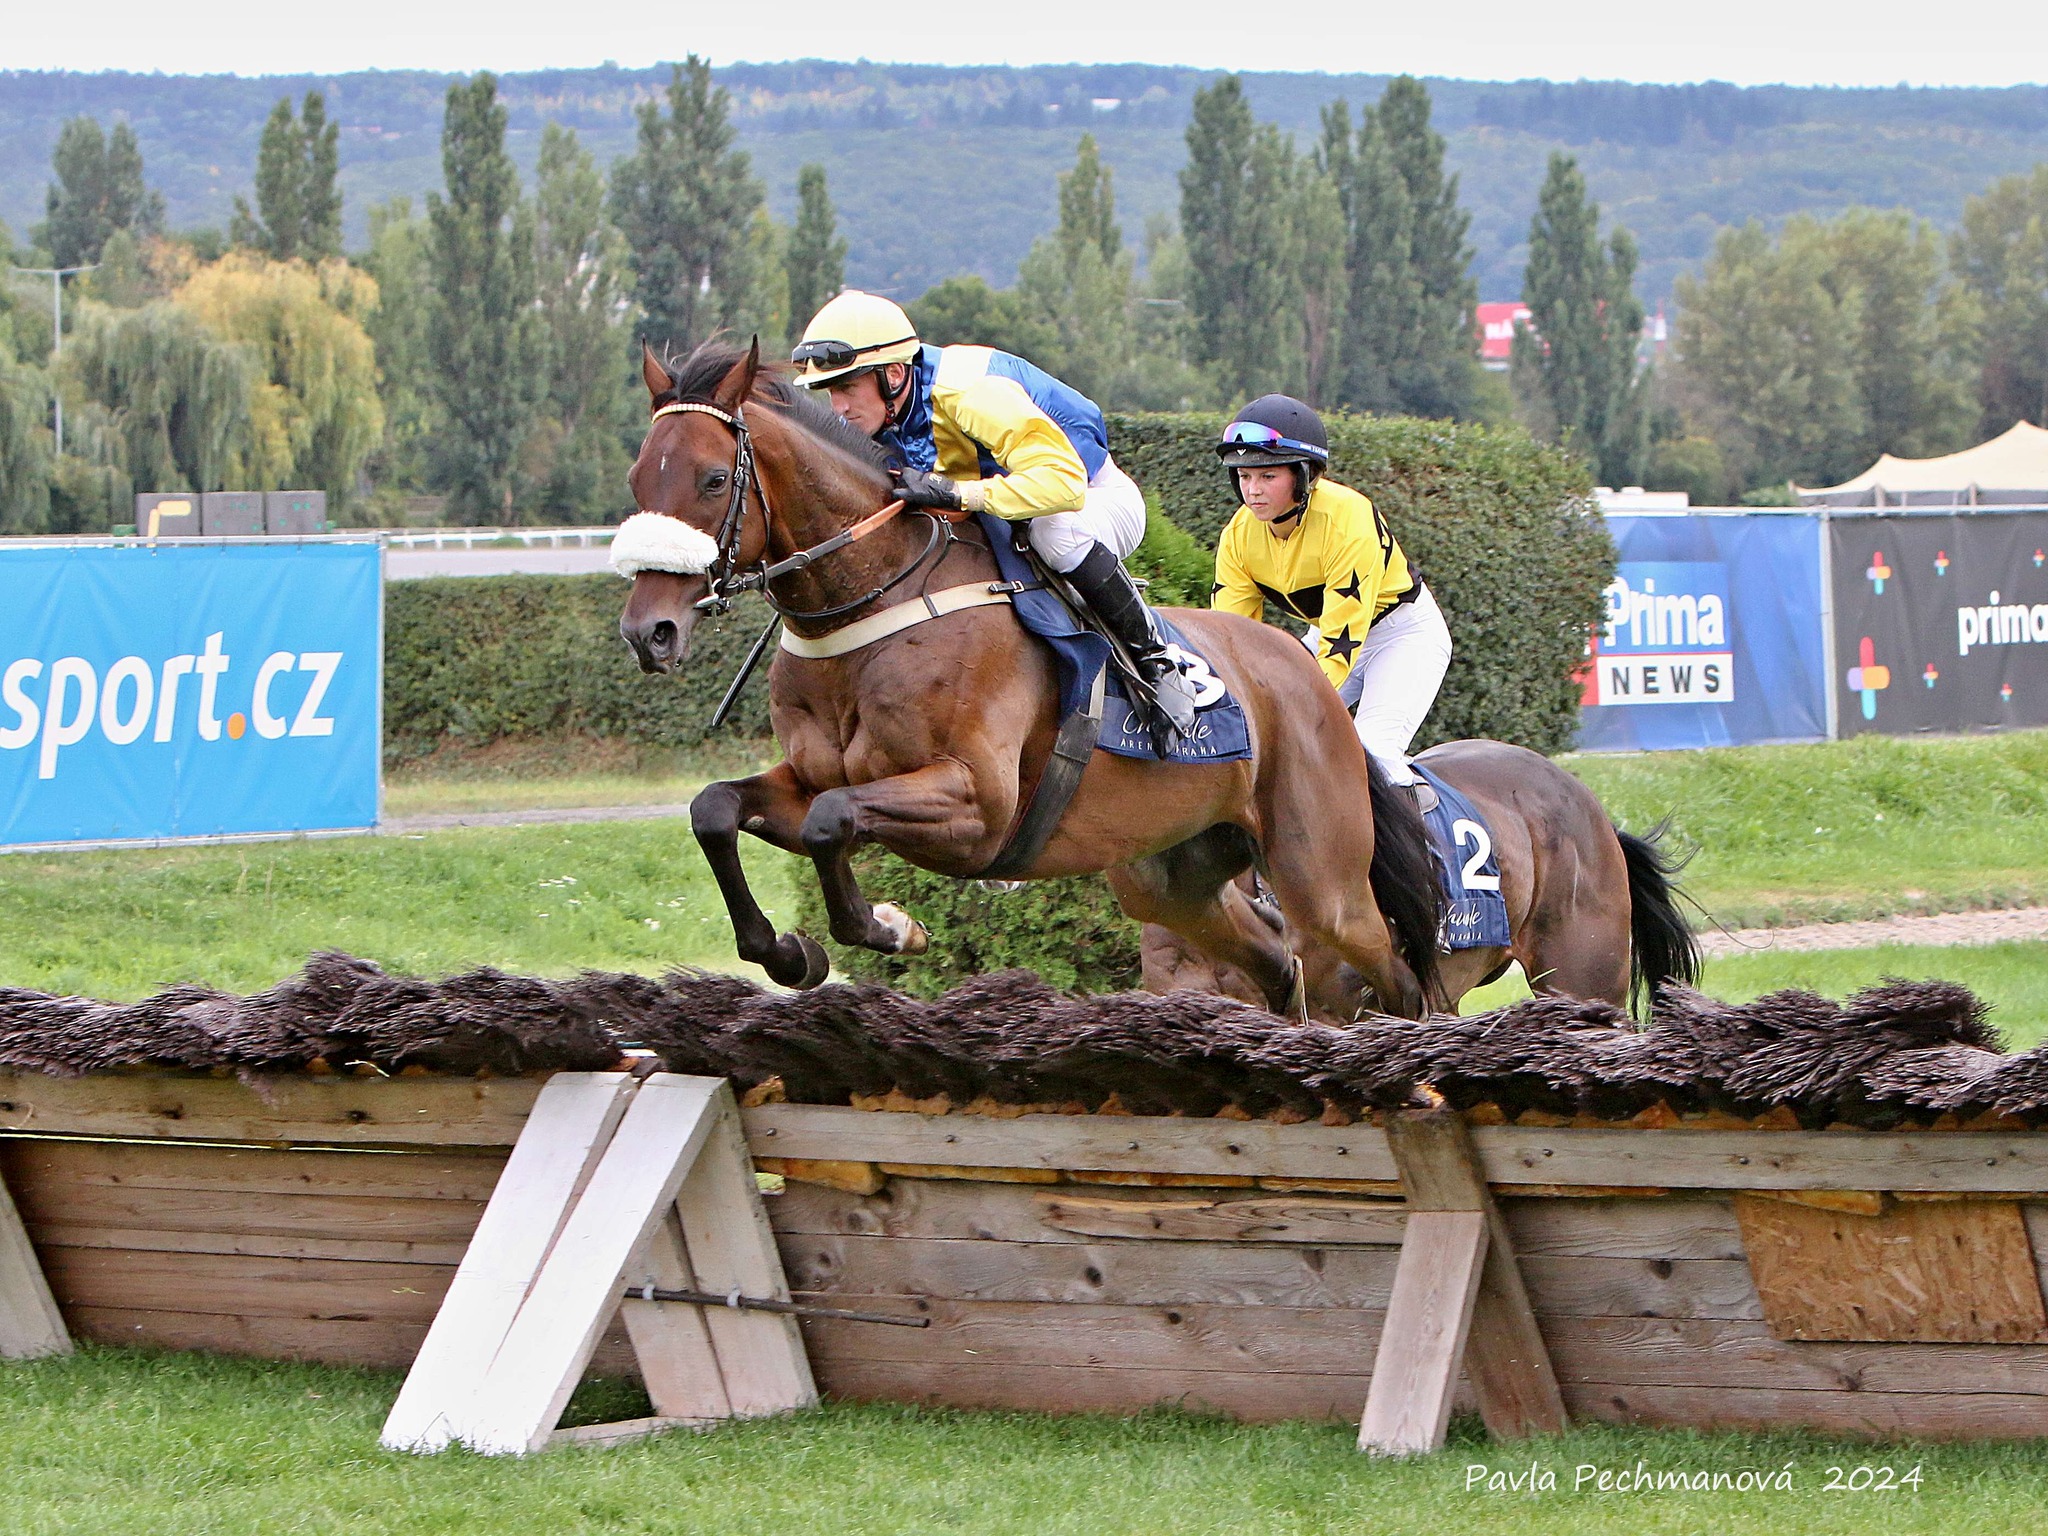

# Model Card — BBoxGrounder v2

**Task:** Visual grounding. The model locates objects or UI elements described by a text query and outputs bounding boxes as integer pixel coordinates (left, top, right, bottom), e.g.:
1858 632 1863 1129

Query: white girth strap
779 583 1015 659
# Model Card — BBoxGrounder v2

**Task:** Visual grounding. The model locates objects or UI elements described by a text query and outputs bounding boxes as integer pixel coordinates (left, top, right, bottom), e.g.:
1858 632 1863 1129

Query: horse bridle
650 397 952 628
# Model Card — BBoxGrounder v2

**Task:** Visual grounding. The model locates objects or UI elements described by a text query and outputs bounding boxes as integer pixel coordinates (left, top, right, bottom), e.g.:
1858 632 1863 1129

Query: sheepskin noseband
610 511 721 577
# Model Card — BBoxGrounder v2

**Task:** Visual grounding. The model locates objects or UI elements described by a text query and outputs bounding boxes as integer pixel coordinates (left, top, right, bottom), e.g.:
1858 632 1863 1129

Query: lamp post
9 263 95 456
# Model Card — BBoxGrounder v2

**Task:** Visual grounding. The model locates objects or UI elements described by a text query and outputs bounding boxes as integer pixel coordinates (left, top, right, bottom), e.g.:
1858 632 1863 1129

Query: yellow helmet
791 291 920 387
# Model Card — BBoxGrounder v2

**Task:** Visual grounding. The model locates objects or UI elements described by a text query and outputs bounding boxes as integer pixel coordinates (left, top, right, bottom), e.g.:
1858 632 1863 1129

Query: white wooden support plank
382 1071 638 1452
0 1163 69 1360
620 1207 733 1422
674 1093 818 1417
1357 1210 1488 1456
459 1074 727 1456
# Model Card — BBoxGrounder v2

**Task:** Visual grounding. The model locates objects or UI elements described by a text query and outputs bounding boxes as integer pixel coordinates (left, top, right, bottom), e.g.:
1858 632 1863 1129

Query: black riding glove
892 468 971 515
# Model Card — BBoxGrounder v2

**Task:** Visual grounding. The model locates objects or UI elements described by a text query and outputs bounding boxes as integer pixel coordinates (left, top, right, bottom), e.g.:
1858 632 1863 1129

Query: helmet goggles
1218 419 1330 461
791 336 916 375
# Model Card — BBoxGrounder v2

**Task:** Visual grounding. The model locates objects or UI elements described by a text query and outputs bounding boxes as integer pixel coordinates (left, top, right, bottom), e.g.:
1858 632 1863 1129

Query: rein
646 397 949 629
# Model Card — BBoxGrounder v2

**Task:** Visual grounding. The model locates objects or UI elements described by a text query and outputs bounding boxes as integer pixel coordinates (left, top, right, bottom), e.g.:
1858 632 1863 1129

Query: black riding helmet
1215 395 1330 522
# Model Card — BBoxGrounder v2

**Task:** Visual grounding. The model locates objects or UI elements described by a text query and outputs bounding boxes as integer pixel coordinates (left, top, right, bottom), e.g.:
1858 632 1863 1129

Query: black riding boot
1065 543 1202 751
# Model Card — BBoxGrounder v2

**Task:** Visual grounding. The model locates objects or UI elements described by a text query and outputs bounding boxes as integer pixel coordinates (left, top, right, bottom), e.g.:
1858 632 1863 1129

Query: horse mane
658 338 895 480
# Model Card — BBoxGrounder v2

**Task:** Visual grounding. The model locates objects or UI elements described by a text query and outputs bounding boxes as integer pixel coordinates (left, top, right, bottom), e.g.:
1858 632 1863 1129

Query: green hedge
383 577 777 762
1108 410 1608 755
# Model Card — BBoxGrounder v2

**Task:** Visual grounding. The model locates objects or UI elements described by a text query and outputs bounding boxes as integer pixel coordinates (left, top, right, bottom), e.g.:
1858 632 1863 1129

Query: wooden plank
383 1071 638 1452
1735 1194 2048 1343
815 1357 1378 1423
745 1106 2048 1193
15 1183 486 1247
0 1071 546 1148
39 1246 455 1323
1504 1197 1745 1260
62 1304 640 1376
461 1074 726 1456
26 1221 472 1268
0 1161 68 1358
548 1415 702 1449
1358 1209 1488 1454
746 1105 1397 1180
0 1139 508 1203
673 1094 817 1418
620 1207 732 1422
1384 1108 1569 1441
1565 1381 2048 1439
1036 1193 1407 1246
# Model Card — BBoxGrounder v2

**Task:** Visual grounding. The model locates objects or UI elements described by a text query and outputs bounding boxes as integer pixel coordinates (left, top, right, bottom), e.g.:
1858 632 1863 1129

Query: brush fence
5 1068 2048 1440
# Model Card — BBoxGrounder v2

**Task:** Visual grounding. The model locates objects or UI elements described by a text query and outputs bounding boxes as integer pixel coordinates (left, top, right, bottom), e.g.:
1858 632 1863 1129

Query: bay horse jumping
617 340 1696 1020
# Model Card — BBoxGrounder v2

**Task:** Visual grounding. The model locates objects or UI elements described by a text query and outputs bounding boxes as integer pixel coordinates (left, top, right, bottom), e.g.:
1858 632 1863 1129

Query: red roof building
1476 301 1530 371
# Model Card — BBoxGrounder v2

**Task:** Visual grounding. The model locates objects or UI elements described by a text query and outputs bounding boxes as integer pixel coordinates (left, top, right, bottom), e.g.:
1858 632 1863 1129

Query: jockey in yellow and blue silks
791 290 1199 744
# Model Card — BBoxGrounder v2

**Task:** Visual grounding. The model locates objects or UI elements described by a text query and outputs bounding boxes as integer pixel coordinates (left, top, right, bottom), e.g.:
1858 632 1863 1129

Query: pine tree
360 197 437 493
41 118 165 269
1017 133 1134 397
783 164 847 343
424 74 543 522
531 123 633 521
233 93 342 261
609 56 767 354
1513 154 1645 485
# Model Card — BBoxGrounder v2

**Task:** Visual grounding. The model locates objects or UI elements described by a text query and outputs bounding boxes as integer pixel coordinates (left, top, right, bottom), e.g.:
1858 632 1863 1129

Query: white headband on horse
610 512 719 577
609 399 741 577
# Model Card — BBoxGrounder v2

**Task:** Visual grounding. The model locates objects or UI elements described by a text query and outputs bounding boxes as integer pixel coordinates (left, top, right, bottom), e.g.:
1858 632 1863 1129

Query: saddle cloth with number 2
1412 763 1512 949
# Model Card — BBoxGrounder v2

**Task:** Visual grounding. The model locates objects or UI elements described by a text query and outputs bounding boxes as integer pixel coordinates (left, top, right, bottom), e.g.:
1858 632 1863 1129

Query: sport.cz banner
1829 511 2048 736
0 540 380 848
1577 514 1829 751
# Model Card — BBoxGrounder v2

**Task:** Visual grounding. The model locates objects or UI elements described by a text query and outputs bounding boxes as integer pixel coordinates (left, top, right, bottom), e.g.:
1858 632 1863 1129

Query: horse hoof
771 932 831 990
873 903 929 956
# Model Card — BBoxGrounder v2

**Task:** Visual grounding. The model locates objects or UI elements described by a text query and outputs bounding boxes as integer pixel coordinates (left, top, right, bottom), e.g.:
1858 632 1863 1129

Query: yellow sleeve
1311 519 1390 689
942 374 1090 520
1210 515 1264 621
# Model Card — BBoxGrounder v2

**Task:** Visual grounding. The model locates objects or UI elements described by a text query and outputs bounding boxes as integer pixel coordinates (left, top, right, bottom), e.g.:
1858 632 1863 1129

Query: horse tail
1365 755 1446 1005
1615 819 1700 1019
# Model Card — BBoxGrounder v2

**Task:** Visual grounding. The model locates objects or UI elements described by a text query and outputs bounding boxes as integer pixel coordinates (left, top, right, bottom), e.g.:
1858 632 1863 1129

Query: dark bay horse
617 340 1695 1020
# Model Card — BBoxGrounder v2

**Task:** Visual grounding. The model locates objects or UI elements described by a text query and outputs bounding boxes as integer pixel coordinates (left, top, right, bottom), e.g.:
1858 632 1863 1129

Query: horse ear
713 337 761 413
642 343 673 400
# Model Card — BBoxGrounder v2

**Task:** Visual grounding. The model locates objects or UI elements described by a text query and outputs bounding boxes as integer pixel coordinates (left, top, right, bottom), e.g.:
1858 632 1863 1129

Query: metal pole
10 263 95 457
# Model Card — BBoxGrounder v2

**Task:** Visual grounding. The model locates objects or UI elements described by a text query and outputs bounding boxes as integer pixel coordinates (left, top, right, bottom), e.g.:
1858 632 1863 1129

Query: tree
424 74 543 522
1016 134 1134 398
1512 153 1645 485
609 57 768 354
1952 166 2048 433
231 93 342 261
1179 76 1339 405
1672 211 1975 492
1324 78 1478 419
60 300 261 492
41 118 165 269
906 275 1059 365
0 358 54 532
359 197 437 495
783 164 847 342
529 123 634 522
177 253 385 504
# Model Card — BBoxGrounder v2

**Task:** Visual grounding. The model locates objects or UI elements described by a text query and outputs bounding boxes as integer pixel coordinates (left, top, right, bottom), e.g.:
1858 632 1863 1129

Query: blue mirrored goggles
1219 421 1329 459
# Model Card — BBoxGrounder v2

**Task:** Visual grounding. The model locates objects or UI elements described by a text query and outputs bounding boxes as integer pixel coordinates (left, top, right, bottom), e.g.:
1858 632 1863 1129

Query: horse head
617 341 764 674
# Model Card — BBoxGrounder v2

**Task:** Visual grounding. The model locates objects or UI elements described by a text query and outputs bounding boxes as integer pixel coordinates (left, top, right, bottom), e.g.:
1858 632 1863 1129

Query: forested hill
7 64 2048 304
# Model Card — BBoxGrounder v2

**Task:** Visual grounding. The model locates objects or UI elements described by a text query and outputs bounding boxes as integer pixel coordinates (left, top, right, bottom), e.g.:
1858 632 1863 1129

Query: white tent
1796 421 2048 508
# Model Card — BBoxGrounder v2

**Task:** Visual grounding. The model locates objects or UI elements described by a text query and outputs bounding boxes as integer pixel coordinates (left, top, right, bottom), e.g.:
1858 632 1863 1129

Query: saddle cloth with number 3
1412 763 1512 949
974 512 1253 765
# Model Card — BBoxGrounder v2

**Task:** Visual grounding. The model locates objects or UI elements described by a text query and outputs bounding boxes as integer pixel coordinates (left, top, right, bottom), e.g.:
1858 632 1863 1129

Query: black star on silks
1325 626 1361 666
1211 581 1225 596
1336 569 1364 603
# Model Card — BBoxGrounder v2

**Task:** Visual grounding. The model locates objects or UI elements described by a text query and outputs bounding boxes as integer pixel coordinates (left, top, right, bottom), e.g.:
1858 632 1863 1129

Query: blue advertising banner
0 540 381 848
1577 514 1828 751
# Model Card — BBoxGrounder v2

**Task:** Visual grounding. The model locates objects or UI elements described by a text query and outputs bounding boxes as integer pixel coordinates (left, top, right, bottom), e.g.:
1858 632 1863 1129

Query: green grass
0 822 797 1000
383 736 774 818
1564 730 2048 928
1 1348 2044 1536
1463 941 2048 1049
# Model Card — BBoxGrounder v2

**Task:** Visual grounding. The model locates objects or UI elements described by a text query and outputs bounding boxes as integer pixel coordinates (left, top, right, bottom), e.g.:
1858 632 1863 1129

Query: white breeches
1305 583 1453 786
1022 455 1147 572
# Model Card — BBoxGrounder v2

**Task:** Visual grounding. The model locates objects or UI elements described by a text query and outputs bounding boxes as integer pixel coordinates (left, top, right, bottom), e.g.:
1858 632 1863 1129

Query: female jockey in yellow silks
1210 395 1453 809
791 290 1199 744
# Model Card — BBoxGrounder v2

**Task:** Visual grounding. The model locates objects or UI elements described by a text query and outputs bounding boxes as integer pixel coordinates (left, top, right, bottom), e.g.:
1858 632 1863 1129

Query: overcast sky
8 0 2044 87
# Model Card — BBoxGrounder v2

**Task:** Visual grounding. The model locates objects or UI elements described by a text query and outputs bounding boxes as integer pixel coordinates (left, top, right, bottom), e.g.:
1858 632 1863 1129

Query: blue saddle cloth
975 513 1252 764
1412 763 1512 950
